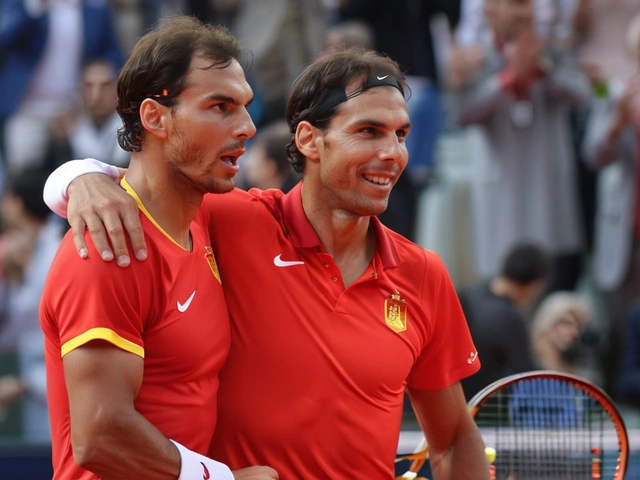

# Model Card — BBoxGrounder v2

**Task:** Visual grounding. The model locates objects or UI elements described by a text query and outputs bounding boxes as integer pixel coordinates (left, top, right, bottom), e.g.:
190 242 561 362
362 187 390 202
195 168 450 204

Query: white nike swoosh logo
377 75 389 80
177 290 196 312
274 254 304 267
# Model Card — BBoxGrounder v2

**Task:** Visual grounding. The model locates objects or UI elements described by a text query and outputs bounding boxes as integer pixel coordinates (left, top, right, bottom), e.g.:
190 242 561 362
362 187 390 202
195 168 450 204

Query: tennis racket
396 371 629 480
469 370 628 479
394 438 496 479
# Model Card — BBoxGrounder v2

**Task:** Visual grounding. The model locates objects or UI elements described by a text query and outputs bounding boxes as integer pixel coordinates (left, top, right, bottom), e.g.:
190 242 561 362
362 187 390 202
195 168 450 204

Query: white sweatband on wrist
43 158 120 218
170 439 233 480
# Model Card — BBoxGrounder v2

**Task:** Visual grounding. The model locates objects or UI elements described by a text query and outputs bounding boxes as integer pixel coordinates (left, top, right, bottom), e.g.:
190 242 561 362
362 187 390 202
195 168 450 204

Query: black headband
314 74 403 118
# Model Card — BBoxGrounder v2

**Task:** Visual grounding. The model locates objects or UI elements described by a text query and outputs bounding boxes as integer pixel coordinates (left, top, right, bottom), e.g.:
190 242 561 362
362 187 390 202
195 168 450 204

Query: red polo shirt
203 183 479 479
40 180 230 480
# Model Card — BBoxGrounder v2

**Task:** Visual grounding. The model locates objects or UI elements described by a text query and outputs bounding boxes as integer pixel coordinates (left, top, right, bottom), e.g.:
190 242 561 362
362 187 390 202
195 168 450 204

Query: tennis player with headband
39 16 277 480
44 44 489 479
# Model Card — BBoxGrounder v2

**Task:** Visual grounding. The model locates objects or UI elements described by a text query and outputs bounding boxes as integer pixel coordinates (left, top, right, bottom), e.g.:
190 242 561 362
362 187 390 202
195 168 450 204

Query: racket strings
475 378 621 479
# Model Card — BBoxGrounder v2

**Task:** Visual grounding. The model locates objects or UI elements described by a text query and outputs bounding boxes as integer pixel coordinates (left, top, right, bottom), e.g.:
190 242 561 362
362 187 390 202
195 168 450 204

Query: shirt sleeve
41 232 157 358
407 251 480 390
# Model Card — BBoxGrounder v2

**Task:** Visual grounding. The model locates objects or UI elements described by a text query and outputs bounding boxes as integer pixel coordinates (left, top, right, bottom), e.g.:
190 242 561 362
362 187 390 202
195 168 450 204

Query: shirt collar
280 181 400 269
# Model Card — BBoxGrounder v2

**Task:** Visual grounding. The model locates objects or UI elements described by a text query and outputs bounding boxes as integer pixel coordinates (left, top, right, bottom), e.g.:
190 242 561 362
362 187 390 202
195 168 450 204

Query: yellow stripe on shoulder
61 327 145 358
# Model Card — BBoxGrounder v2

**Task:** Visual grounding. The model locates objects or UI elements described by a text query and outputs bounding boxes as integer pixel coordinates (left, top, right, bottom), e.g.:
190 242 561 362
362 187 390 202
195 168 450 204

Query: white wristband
43 158 120 218
170 439 233 480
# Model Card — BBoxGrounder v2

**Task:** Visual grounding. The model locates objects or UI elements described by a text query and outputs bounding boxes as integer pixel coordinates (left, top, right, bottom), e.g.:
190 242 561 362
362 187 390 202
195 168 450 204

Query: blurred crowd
1 0 640 443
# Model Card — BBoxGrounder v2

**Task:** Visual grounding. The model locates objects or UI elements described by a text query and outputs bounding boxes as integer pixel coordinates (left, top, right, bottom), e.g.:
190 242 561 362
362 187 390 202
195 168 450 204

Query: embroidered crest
204 246 221 284
384 290 407 333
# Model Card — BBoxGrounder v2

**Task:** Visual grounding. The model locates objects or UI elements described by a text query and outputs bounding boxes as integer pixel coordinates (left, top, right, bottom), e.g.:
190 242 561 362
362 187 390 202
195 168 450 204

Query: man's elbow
70 410 120 471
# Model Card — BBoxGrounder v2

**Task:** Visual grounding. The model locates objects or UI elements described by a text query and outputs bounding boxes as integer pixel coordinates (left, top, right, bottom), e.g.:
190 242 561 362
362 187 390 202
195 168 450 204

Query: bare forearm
430 429 489 480
73 409 180 480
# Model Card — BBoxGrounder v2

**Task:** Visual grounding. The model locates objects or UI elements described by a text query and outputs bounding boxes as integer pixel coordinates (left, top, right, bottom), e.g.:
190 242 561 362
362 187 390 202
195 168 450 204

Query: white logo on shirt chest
177 290 196 312
273 254 304 267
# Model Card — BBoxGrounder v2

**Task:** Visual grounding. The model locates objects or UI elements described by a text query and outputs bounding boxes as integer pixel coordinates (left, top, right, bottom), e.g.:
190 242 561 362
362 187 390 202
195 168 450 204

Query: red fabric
202 185 479 479
40 202 229 480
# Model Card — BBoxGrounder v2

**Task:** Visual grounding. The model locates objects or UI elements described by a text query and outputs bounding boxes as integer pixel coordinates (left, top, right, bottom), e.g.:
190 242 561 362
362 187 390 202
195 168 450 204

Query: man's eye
212 103 227 112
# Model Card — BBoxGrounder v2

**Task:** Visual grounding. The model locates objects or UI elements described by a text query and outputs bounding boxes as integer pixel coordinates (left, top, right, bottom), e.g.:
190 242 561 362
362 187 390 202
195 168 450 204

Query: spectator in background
455 0 579 48
108 0 144 54
582 12 640 398
459 242 550 400
242 120 299 193
230 0 328 127
323 20 374 54
531 292 594 378
47 58 130 169
338 0 462 241
0 0 123 175
617 302 640 405
575 0 640 82
0 167 65 443
455 0 590 289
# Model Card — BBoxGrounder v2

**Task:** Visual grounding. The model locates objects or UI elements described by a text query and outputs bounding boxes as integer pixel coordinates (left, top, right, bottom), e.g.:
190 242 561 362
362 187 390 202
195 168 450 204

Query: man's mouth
363 174 392 186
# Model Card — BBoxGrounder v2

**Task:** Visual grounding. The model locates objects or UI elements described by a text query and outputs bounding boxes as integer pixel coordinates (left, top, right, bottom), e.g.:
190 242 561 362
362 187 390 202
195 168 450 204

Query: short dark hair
116 15 245 152
500 242 551 285
285 48 407 173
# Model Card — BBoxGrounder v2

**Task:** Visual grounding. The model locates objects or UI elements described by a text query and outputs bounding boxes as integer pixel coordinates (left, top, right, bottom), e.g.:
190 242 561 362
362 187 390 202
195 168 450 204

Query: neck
490 277 522 306
126 153 202 250
300 182 375 287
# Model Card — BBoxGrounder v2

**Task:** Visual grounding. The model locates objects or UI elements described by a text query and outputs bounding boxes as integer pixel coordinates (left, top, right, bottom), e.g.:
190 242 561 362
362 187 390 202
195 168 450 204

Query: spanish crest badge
385 290 407 333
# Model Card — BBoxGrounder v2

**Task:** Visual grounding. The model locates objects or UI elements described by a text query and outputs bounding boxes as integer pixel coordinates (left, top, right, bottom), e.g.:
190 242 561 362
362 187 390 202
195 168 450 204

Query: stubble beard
167 131 233 196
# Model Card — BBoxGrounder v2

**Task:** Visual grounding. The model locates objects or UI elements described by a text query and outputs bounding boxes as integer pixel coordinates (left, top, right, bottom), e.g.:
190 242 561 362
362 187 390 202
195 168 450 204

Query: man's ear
295 121 322 163
139 98 170 139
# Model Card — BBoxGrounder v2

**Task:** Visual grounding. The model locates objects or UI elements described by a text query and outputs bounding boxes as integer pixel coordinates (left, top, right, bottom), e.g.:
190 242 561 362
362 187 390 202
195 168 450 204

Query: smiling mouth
363 174 392 186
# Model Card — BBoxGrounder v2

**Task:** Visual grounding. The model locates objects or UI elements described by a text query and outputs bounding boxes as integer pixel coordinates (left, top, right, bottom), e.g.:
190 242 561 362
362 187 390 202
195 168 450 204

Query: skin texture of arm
63 343 182 479
64 343 280 480
408 382 489 480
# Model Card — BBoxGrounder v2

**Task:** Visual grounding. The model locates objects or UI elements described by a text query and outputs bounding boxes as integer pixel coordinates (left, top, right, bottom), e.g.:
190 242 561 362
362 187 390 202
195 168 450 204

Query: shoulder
46 229 158 290
201 187 283 228
390 232 448 279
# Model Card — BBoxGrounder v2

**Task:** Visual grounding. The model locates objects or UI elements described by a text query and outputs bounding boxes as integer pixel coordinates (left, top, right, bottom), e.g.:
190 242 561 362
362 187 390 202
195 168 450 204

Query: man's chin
208 179 235 195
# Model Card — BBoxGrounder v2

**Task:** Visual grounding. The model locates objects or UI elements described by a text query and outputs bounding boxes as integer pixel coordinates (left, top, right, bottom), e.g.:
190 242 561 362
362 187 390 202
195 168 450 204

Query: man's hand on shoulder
68 173 147 267
232 466 279 479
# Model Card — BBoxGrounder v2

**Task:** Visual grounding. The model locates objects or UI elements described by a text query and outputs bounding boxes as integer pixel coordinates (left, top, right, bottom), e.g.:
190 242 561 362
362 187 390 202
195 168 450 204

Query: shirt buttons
332 277 338 282
324 264 329 268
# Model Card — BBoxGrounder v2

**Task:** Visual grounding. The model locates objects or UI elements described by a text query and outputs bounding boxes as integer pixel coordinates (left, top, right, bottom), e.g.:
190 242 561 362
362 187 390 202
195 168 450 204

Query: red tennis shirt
204 183 479 479
40 180 230 480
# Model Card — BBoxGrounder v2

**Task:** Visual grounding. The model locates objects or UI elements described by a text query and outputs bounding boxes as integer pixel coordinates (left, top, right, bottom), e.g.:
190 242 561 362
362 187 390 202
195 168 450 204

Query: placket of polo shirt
316 251 384 308
318 252 342 285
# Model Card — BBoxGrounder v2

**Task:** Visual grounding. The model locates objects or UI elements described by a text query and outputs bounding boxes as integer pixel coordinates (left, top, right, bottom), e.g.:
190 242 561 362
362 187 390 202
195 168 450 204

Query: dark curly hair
116 15 248 152
285 48 407 173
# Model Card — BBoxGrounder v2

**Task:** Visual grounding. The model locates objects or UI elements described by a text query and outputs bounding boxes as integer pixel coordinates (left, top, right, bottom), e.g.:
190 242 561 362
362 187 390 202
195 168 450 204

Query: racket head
468 370 629 479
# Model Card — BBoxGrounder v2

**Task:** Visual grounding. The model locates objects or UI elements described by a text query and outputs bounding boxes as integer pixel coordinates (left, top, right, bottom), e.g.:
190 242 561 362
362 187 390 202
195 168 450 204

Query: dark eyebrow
352 118 412 130
205 93 255 107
